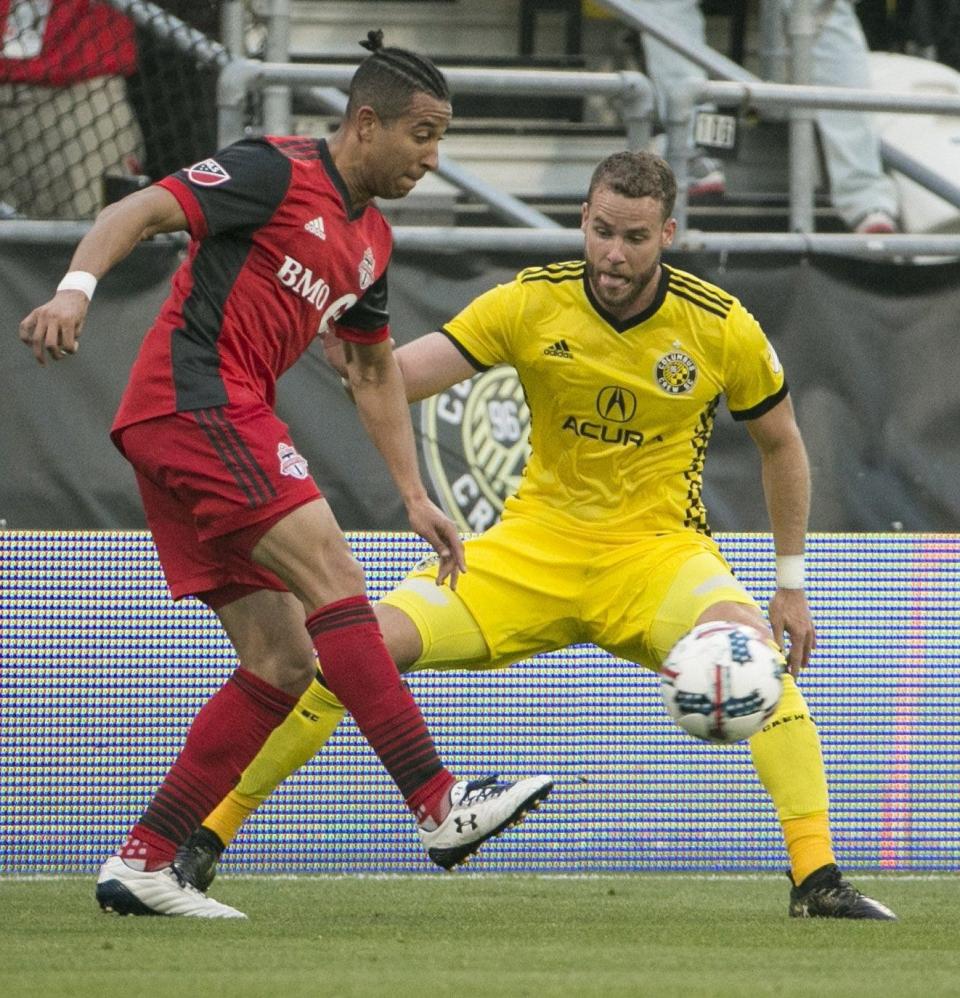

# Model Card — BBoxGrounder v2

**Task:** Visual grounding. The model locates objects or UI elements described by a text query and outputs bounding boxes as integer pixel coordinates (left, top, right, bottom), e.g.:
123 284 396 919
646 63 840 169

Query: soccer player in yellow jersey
176 150 896 920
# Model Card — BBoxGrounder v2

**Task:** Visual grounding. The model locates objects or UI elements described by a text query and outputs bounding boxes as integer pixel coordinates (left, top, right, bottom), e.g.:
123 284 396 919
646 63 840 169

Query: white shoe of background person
688 152 726 198
853 210 899 234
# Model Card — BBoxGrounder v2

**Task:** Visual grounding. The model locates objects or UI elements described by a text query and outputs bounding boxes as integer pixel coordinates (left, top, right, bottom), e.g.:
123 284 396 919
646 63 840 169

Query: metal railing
212 56 960 256
7 219 960 260
5 0 960 259
593 0 960 236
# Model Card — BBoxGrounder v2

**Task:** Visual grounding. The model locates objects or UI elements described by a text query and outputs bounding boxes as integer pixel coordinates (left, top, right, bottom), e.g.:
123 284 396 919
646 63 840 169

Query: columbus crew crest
655 351 698 395
421 368 531 532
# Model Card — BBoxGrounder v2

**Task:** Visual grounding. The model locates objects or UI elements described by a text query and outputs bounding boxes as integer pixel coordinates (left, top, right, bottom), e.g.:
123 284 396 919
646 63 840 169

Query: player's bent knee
696 602 771 640
375 603 423 672
242 647 316 697
218 592 318 696
380 579 491 671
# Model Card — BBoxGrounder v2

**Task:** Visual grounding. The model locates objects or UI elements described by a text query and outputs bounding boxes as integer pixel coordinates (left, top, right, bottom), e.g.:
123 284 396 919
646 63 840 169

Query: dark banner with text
2 240 959 532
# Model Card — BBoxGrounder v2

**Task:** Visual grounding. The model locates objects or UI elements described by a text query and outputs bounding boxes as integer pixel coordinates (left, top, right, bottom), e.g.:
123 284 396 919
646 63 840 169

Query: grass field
3 873 959 997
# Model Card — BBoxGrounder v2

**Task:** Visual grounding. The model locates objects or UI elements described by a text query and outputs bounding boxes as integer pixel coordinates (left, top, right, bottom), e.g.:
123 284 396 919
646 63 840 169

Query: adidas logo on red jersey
304 216 326 240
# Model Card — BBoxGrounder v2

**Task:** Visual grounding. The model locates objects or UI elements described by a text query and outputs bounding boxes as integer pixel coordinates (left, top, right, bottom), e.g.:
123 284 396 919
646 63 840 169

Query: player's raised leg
251 502 553 865
177 575 551 888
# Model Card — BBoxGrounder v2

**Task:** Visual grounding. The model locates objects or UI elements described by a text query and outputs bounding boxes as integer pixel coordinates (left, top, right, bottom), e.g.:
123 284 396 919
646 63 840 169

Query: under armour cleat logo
455 813 479 834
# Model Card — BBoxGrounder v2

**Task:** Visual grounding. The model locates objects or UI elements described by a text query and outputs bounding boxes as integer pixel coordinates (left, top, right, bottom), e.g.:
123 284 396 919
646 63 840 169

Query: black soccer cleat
174 826 226 894
788 863 897 920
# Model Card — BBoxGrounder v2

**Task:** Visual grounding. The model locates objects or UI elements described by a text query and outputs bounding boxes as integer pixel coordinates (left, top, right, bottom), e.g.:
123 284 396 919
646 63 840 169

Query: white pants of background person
632 0 725 195
794 0 899 230
635 0 899 229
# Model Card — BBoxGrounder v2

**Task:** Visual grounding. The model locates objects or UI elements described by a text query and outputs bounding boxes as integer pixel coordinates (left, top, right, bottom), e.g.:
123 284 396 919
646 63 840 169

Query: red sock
406 767 458 826
306 596 454 808
119 667 296 870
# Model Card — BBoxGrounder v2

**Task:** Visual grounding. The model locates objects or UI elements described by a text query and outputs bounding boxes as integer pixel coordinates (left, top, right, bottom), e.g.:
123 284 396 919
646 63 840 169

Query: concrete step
293 110 842 232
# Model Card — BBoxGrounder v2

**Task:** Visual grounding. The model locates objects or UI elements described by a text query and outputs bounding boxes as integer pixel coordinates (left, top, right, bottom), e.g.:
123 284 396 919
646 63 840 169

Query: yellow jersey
441 261 786 538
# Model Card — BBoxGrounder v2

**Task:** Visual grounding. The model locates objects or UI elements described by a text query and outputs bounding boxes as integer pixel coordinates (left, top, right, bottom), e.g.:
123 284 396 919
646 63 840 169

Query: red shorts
113 403 322 606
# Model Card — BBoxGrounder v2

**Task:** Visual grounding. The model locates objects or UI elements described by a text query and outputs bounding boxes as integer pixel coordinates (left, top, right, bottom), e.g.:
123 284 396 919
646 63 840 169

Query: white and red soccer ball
660 621 785 744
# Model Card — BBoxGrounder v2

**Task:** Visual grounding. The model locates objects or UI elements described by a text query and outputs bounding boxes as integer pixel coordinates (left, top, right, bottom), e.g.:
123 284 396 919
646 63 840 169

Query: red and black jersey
113 137 393 432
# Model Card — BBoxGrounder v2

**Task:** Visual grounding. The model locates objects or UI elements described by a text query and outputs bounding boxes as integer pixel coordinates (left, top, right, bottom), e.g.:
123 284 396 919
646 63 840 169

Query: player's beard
586 254 662 317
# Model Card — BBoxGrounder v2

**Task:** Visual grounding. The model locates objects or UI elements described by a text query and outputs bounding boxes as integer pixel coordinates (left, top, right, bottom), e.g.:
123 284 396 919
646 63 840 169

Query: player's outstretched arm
344 337 467 587
393 332 477 401
745 396 817 676
322 330 476 403
18 186 187 366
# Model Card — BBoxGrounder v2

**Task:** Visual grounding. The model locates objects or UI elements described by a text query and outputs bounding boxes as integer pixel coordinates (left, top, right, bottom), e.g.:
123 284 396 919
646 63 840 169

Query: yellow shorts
380 513 757 673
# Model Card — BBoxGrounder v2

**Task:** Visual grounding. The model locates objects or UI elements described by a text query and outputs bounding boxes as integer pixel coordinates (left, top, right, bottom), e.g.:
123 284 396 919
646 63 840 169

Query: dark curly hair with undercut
587 151 677 221
346 30 450 123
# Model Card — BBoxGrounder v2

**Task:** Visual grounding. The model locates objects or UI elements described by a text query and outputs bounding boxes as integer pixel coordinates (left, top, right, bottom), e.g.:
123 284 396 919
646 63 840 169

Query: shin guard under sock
305 596 453 804
121 667 296 869
203 672 346 846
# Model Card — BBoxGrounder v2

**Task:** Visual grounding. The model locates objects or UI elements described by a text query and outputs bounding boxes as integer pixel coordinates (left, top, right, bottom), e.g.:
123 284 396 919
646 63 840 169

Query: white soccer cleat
418 774 553 870
95 855 247 919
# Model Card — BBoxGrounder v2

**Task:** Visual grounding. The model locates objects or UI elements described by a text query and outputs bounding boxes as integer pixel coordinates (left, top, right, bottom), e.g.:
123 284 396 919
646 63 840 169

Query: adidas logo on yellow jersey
543 339 573 359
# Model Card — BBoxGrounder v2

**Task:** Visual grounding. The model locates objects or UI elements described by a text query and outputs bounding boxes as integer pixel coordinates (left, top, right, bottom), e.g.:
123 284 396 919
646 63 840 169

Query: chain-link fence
0 1 247 220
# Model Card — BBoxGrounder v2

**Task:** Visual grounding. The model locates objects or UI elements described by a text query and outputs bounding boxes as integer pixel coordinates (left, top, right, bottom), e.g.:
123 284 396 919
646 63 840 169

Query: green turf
2 874 957 997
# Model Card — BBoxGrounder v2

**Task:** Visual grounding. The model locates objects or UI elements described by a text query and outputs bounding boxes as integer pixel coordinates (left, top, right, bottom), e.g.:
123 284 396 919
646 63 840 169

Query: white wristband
57 271 98 301
775 555 805 590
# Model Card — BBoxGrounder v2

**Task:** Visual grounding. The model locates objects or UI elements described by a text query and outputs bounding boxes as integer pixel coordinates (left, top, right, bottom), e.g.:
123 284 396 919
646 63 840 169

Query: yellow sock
782 812 834 886
201 789 262 848
203 674 346 847
749 673 835 884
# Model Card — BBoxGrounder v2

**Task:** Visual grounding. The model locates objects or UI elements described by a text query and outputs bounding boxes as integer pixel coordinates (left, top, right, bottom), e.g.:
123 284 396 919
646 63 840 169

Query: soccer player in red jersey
18 31 552 918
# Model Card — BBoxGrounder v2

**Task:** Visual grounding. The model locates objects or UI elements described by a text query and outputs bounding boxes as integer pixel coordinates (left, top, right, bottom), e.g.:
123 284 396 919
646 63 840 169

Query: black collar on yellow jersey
582 264 670 333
